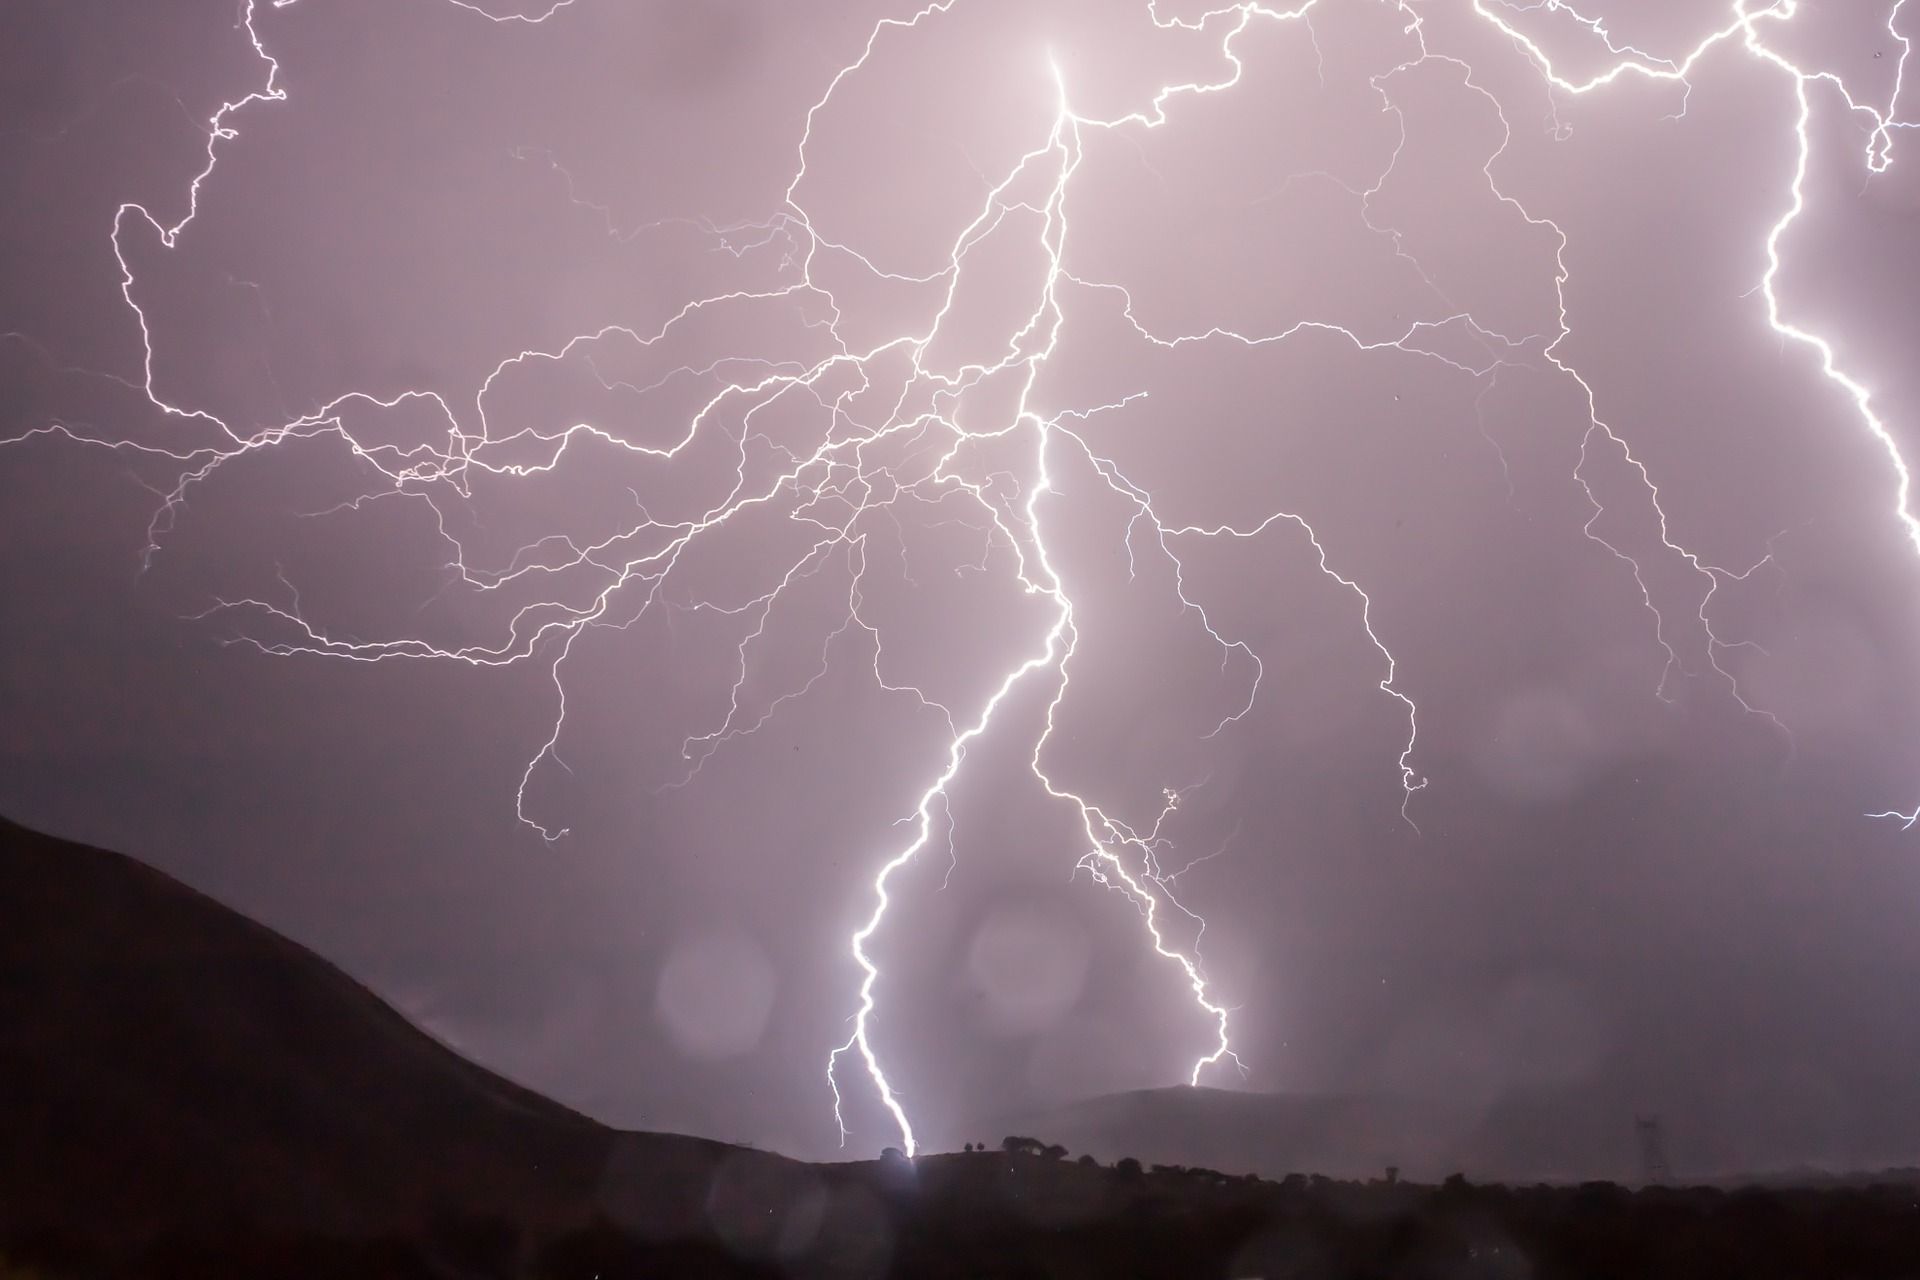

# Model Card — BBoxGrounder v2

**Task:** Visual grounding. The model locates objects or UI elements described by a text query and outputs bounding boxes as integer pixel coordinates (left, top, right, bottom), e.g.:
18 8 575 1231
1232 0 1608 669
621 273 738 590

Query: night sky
5 0 1920 1173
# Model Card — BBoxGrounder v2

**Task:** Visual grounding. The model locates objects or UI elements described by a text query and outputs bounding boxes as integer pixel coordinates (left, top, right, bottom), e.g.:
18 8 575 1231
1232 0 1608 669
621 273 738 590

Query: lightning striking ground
5 0 1918 1157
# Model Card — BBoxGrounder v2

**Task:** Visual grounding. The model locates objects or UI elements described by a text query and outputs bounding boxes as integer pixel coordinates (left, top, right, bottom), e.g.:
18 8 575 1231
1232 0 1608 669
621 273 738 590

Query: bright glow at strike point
5 0 1918 1158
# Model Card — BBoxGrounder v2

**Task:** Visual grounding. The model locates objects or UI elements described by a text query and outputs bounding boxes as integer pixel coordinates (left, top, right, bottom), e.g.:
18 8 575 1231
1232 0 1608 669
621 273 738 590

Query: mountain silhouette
0 814 800 1244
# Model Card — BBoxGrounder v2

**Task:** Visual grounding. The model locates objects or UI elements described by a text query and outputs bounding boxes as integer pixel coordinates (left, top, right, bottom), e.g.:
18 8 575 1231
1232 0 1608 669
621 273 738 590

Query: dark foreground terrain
4 815 1918 1279
9 1157 1920 1279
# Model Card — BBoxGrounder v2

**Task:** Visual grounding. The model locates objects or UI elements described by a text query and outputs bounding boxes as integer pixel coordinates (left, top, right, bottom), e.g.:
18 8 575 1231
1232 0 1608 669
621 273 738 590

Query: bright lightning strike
5 0 1918 1159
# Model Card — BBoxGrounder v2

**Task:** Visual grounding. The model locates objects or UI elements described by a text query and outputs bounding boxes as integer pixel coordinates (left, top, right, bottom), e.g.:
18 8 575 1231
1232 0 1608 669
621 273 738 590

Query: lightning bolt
1458 0 1918 810
5 0 1917 1159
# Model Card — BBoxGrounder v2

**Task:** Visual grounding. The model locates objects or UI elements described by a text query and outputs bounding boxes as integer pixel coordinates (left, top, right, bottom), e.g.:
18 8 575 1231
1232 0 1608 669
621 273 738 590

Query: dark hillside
0 814 619 1236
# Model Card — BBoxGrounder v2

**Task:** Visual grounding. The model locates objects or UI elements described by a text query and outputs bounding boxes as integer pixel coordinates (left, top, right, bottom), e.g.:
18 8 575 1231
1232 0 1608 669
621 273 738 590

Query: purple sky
5 0 1920 1173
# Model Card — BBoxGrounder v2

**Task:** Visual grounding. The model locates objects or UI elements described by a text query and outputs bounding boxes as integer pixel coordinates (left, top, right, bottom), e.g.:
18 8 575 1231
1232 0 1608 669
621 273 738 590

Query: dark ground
9 1159 1920 1279
4 814 1918 1279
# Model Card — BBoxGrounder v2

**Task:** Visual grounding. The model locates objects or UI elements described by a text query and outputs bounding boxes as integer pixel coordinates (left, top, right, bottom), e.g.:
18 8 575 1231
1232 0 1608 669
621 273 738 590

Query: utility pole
1634 1115 1670 1184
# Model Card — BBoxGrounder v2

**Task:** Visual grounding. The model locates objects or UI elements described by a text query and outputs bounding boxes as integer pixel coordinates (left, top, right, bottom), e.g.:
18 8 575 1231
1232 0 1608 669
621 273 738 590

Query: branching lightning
6 0 1918 1155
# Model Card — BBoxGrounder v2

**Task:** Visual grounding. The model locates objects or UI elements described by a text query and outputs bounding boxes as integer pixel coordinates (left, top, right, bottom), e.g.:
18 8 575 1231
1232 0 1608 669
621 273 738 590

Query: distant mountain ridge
969 1082 1651 1186
972 1080 1920 1190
